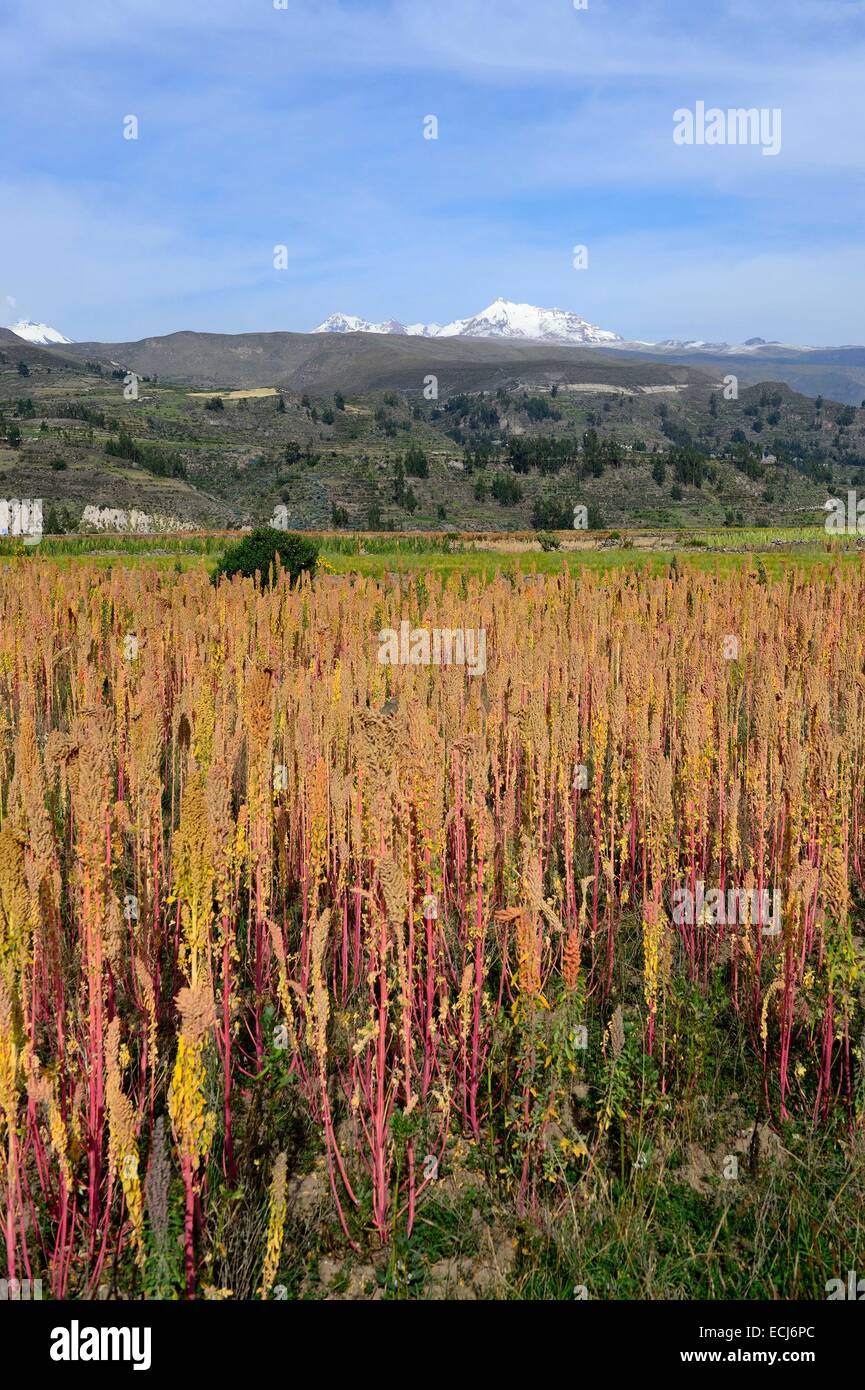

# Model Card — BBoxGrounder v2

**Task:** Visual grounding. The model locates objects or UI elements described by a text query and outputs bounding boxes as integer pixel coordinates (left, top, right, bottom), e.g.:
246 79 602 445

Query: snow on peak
313 298 621 345
313 313 380 334
435 298 622 345
313 312 445 337
314 313 414 336
6 319 73 346
404 322 443 337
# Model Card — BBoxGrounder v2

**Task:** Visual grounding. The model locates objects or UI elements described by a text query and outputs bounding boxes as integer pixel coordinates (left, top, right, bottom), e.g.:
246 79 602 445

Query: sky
1 0 864 345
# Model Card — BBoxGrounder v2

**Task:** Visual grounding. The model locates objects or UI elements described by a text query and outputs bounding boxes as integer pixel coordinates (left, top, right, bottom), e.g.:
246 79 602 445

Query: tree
652 457 666 486
105 429 142 462
670 444 705 487
392 457 406 503
580 429 606 477
7 424 22 448
17 361 29 377
523 395 559 422
334 392 346 411
205 396 224 412
43 502 70 534
404 445 428 478
490 472 523 505
212 528 318 589
603 435 623 467
531 495 572 529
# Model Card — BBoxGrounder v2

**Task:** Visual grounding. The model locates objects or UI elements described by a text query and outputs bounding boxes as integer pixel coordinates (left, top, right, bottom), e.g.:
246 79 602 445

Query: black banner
1 1296 856 1376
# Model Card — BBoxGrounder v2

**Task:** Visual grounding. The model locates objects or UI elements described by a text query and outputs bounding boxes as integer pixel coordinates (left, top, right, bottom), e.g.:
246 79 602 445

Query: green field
0 524 862 580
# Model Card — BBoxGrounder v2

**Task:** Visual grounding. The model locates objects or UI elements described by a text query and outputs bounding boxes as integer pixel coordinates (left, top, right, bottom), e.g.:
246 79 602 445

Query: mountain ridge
28 320 865 405
315 297 622 346
3 333 863 536
312 297 843 355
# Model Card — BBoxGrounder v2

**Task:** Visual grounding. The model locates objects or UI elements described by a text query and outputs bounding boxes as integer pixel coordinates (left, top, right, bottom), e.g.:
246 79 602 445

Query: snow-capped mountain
312 302 812 354
6 319 73 346
314 313 412 336
437 299 622 345
621 336 795 356
314 298 621 346
404 322 443 338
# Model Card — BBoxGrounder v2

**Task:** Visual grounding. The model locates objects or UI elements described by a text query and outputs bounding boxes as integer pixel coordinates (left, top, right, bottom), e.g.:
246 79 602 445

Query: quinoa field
0 554 864 1306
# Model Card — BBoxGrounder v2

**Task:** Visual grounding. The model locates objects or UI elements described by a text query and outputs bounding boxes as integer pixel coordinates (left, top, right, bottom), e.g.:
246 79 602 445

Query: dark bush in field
212 527 319 588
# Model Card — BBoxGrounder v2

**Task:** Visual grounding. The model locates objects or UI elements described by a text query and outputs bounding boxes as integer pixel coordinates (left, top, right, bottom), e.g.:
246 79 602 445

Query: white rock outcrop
80 506 195 533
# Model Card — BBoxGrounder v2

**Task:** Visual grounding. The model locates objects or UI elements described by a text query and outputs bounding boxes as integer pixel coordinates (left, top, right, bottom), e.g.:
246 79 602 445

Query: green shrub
404 445 429 478
490 472 523 505
212 528 319 588
531 495 572 529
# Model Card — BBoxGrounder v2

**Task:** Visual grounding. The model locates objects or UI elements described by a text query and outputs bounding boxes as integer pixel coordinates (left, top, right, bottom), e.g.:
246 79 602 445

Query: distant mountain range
312 298 831 355
10 300 865 403
6 299 861 359
314 298 623 346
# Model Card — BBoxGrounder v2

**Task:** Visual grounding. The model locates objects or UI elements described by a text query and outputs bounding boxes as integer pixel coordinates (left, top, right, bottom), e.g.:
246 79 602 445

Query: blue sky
1 0 863 344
